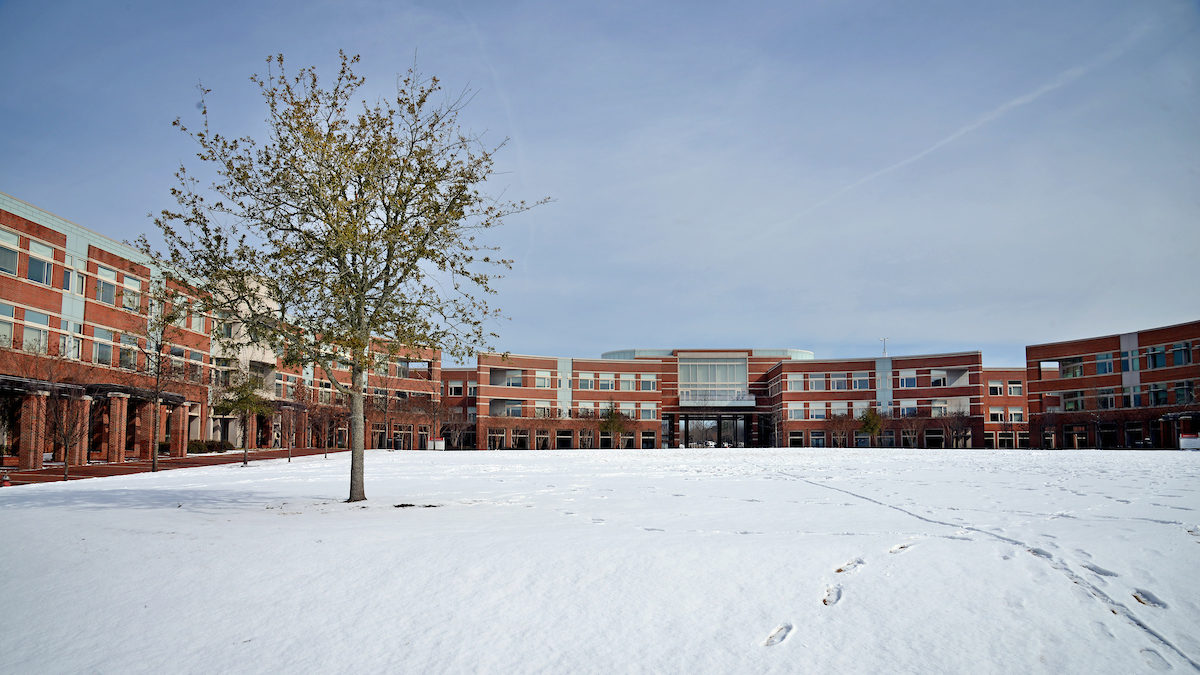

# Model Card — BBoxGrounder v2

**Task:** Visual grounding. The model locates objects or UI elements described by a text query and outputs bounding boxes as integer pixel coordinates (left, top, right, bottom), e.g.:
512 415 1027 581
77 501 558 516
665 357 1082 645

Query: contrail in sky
763 22 1151 233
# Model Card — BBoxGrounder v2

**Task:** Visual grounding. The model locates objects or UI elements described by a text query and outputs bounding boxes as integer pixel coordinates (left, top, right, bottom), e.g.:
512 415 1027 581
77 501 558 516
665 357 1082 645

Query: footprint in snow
763 623 792 647
1027 547 1053 559
1081 563 1118 578
1132 589 1168 609
1140 648 1171 671
643 527 665 532
835 558 864 574
822 585 842 606
889 543 913 554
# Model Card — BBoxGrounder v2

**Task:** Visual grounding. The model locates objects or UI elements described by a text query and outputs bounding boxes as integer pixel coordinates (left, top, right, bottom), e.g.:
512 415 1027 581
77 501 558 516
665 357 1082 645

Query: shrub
187 440 207 454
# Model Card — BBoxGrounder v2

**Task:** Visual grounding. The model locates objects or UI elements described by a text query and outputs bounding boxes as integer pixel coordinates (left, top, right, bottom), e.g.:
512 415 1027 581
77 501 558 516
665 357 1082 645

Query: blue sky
1 0 1197 366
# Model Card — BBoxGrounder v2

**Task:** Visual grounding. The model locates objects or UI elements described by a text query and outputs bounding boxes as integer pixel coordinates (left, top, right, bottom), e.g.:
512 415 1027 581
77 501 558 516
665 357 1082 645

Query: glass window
22 325 48 352
808 374 826 391
1062 391 1085 412
1175 381 1195 406
989 407 1004 422
597 373 614 391
639 375 656 391
96 279 116 305
576 373 593 390
899 400 918 417
1095 353 1114 375
619 375 635 391
809 431 826 448
1008 408 1024 422
0 229 18 246
786 373 804 391
26 256 51 285
1097 388 1115 410
988 381 1002 396
0 319 12 348
897 370 917 388
640 403 657 420
1007 381 1022 396
1146 347 1166 369
0 245 17 275
1120 351 1139 373
788 403 805 420
534 370 552 388
809 402 826 420
930 399 948 417
930 370 948 387
1172 342 1192 366
448 381 464 396
1148 383 1168 406
122 287 141 312
852 372 870 390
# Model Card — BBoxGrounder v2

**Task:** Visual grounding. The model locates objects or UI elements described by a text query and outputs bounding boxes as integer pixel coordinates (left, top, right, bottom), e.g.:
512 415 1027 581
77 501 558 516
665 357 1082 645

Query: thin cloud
756 22 1152 238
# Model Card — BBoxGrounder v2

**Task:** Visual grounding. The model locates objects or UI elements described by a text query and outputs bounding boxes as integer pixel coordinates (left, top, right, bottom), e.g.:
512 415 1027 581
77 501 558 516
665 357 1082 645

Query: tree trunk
348 365 366 502
242 412 249 467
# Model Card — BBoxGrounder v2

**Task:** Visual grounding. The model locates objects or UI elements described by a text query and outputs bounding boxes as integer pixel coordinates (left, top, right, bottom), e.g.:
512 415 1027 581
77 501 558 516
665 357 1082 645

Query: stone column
246 414 258 450
297 411 309 449
70 395 93 466
133 401 153 460
18 391 48 470
107 393 129 463
169 404 188 457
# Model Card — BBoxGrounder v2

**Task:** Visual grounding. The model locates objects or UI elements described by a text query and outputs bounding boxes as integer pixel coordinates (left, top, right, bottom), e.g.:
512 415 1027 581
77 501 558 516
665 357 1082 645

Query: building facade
4 192 1197 462
1026 321 1200 449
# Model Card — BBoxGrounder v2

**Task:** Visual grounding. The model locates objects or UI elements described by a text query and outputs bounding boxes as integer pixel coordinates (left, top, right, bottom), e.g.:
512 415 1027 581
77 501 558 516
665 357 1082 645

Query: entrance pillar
169 404 188 457
18 391 49 470
246 414 258 450
70 395 93 466
298 411 309 449
107 393 129 463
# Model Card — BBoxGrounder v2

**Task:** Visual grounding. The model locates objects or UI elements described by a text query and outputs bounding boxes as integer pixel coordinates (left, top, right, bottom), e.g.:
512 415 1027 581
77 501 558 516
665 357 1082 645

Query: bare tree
146 53 545 502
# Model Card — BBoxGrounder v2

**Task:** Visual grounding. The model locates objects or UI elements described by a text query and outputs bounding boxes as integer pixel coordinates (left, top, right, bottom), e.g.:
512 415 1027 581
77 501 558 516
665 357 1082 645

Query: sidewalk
1 447 352 486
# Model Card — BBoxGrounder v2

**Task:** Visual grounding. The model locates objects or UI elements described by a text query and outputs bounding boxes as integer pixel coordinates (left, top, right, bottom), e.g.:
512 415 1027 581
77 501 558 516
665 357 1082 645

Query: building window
786 373 804 391
576 373 593 390
830 401 849 418
1120 351 1139 373
534 401 554 418
467 382 477 396
899 400 918 417
0 230 18 275
1062 391 1085 412
1146 347 1166 369
119 335 138 369
854 432 870 448
1148 383 1168 406
534 370 552 388
1059 358 1084 379
808 374 826 391
988 381 1003 396
448 381 463 397
1007 381 1022 396
788 403 805 420
988 407 1004 423
1008 408 1024 422
1172 342 1192 366
190 312 206 333
809 431 826 448
640 403 657 420
639 375 657 391
809 403 826 420
93 327 114 365
1176 381 1195 406
787 431 805 447
597 373 614 391
930 370 947 387
895 370 915 388
1097 388 1115 410
21 310 51 353
930 399 948 417
831 374 849 391
852 372 870 390
26 241 54 285
1095 353 1114 375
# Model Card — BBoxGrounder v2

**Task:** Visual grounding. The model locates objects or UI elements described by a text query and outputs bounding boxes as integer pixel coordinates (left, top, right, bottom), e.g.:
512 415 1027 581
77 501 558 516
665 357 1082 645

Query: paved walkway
1 447 351 486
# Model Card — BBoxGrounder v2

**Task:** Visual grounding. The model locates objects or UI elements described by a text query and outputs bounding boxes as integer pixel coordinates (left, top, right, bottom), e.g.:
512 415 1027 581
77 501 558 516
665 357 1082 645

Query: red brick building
1026 321 1200 448
6 191 1197 457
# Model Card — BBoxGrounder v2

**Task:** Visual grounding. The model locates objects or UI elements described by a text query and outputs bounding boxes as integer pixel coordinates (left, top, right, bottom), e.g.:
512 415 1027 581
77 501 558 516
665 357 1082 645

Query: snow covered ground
2 449 1198 674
